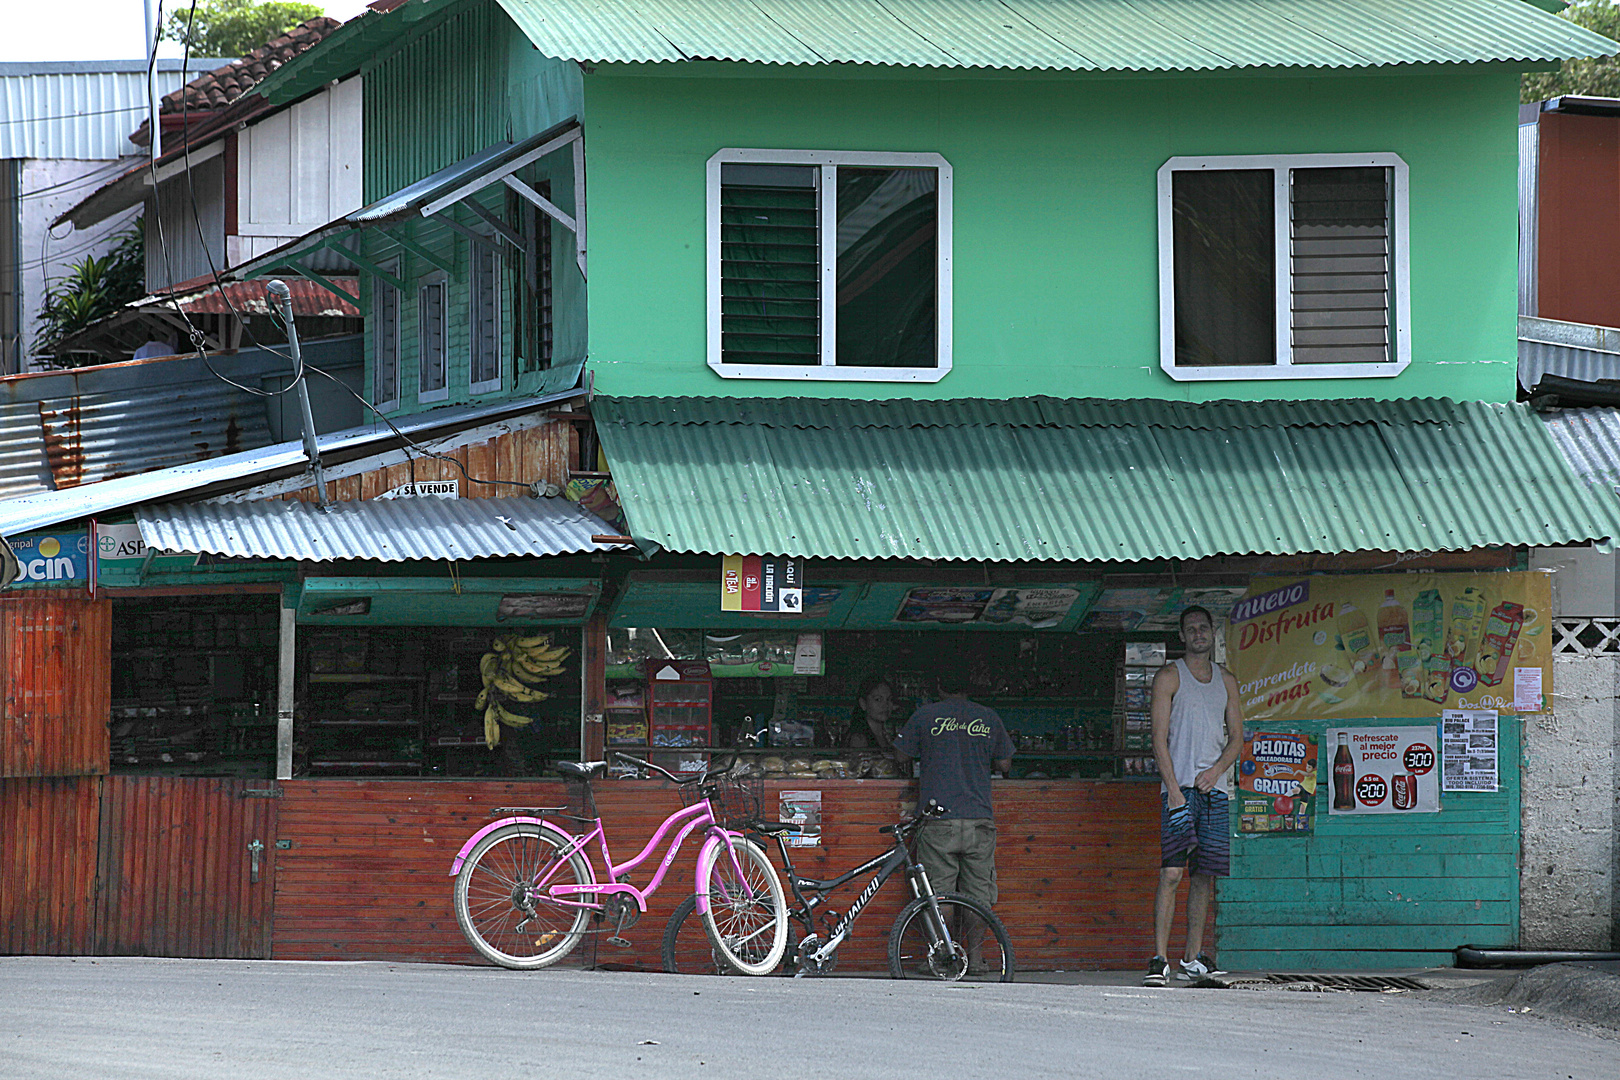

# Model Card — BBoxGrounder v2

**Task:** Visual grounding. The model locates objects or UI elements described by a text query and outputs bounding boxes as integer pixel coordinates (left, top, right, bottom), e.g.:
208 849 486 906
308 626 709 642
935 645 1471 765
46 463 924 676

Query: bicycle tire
697 837 788 976
887 892 1015 983
453 822 595 970
661 893 730 975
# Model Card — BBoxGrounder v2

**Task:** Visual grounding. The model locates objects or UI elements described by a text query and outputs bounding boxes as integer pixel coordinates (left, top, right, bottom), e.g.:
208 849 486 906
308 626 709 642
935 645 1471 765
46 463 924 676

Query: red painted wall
1538 112 1620 327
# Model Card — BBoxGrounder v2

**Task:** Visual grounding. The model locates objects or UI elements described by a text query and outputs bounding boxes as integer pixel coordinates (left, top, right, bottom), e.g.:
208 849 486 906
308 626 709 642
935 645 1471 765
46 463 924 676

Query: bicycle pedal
606 936 633 949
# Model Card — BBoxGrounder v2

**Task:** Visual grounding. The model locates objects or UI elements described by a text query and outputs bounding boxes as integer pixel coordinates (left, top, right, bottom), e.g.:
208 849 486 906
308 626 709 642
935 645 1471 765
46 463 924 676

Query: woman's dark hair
854 676 893 716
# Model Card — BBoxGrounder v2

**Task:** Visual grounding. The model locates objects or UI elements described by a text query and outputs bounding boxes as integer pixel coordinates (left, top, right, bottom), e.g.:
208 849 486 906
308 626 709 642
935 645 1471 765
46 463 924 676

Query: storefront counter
268 776 1173 971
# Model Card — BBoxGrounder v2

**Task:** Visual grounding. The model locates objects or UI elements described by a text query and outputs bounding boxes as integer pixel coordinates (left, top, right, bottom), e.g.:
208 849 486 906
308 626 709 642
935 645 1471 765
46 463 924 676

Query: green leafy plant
36 221 146 368
164 0 325 59
1523 1 1620 102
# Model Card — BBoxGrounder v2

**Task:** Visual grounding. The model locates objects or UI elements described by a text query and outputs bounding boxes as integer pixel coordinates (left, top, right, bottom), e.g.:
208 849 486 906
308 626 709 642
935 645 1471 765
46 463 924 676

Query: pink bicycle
449 752 788 973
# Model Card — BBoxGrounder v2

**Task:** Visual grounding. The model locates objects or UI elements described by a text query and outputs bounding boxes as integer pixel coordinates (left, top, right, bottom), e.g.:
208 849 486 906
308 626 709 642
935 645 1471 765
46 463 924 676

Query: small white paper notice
793 633 824 675
1512 667 1543 713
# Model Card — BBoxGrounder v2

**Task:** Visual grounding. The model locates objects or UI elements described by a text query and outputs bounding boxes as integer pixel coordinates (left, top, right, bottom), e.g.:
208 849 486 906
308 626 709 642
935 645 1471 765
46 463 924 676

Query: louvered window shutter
1289 166 1393 366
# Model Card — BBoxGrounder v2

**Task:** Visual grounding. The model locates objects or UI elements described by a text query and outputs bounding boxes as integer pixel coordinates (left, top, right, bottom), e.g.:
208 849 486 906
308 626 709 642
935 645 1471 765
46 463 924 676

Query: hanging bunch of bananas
477 632 571 748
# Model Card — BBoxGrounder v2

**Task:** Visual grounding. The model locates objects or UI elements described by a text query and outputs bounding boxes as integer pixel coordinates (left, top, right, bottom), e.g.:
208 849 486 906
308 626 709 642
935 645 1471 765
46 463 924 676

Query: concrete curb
1427 962 1620 1034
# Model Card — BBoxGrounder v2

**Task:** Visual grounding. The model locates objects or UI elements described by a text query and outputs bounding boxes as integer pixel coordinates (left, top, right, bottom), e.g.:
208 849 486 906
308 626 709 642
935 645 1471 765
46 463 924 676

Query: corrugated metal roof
0 65 221 160
489 0 1619 71
1539 406 1620 494
1518 315 1620 391
598 395 1464 431
0 361 588 539
0 350 279 499
594 395 1620 562
0 336 363 501
136 279 360 317
135 495 616 561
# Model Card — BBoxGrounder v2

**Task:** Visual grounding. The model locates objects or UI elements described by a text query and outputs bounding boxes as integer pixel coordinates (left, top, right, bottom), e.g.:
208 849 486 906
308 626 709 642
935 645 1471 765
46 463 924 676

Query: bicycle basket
681 768 762 830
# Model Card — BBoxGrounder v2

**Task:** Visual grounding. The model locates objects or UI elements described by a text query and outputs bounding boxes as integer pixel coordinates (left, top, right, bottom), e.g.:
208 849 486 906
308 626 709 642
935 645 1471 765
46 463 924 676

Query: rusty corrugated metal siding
0 593 111 778
96 778 278 959
0 777 101 955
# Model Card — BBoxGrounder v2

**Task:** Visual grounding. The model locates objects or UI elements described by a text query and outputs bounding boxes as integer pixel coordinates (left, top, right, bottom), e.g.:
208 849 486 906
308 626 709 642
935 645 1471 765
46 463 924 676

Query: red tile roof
162 17 343 113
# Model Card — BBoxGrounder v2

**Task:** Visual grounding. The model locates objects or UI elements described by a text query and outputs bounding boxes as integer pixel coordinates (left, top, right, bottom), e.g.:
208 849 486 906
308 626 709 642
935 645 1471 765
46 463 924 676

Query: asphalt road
1 957 1615 1079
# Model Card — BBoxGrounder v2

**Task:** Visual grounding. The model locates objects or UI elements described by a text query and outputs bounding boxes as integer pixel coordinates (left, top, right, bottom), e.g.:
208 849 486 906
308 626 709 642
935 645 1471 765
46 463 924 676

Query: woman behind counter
845 677 900 752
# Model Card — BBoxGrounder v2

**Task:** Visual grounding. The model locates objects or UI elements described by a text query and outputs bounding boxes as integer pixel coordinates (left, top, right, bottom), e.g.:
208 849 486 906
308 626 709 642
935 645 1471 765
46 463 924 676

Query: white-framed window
707 148 952 383
372 260 400 411
418 271 448 403
469 241 502 394
1157 153 1410 381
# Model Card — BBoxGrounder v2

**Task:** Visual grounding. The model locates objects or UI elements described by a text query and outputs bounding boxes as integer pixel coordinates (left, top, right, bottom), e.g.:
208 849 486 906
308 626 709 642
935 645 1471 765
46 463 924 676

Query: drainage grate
1266 974 1428 991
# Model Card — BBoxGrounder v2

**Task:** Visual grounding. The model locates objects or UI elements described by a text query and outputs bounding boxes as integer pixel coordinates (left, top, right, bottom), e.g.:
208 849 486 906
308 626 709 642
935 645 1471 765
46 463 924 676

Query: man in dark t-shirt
892 672 1014 911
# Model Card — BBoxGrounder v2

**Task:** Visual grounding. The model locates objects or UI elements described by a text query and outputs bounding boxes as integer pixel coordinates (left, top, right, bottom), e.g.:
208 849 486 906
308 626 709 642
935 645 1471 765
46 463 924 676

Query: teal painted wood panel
1220 717 1519 971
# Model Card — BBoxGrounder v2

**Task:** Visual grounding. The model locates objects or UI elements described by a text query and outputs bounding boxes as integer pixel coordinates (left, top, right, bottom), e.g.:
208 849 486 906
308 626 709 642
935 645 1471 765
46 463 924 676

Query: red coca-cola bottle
1332 732 1356 810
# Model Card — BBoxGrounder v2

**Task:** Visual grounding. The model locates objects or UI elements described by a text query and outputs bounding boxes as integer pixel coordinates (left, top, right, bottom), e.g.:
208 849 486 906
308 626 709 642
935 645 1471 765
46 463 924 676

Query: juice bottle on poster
1337 601 1374 664
1411 588 1444 650
1332 733 1356 810
1378 589 1410 650
1447 587 1488 668
1423 645 1453 703
1477 601 1526 687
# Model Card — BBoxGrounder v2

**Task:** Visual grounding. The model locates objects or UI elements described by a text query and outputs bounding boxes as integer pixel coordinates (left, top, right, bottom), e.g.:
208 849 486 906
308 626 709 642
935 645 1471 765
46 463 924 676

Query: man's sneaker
1176 954 1226 980
1143 956 1169 986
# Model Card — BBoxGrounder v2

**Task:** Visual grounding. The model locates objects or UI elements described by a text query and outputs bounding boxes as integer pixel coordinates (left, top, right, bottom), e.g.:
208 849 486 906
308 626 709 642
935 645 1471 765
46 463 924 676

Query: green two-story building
5 0 1619 973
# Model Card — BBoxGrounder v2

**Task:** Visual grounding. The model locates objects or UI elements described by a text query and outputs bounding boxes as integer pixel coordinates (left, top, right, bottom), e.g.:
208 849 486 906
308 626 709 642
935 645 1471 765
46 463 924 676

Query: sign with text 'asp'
721 555 803 613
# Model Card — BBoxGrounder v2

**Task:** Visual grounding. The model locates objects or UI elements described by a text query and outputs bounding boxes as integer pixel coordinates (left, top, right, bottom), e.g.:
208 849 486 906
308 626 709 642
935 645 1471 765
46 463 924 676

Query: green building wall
582 62 1525 403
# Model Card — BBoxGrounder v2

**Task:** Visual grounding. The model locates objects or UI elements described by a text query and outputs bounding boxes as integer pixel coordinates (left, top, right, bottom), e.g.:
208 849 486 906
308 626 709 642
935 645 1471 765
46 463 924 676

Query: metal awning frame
238 120 587 299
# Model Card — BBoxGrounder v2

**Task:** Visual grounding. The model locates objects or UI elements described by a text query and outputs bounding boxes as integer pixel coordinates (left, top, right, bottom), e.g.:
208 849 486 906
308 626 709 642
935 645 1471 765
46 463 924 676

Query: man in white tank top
1144 606 1243 986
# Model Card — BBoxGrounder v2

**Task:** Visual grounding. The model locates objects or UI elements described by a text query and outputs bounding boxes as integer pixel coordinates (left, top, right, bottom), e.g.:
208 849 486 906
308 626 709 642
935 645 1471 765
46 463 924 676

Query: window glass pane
1290 166 1391 365
1172 169 1275 367
471 244 499 387
419 280 445 394
374 278 398 405
719 163 819 365
835 167 937 368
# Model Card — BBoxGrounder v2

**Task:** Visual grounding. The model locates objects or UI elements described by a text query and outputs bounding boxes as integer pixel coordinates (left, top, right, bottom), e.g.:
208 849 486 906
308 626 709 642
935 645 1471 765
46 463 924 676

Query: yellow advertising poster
1230 572 1551 722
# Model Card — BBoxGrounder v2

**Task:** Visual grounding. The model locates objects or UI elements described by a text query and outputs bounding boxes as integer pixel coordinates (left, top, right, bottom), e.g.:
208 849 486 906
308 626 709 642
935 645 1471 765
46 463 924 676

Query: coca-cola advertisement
1325 726 1440 815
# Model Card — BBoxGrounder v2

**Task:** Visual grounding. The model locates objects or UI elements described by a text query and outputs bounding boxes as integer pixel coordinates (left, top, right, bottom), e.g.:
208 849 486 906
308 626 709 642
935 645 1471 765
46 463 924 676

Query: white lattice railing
1552 618 1620 655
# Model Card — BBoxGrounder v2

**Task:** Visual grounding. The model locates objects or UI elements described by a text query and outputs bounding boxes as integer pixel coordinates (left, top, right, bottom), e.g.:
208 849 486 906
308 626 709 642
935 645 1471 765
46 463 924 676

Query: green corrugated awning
495 0 1615 71
593 395 1620 563
255 0 1617 107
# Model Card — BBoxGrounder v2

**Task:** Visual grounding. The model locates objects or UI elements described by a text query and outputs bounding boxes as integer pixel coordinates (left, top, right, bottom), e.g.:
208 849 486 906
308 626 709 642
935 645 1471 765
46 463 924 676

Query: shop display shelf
306 719 420 727
308 674 426 683
309 760 422 771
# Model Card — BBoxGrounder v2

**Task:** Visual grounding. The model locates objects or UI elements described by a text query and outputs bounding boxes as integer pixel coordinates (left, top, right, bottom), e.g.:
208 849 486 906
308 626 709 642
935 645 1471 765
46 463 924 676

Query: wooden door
95 777 279 958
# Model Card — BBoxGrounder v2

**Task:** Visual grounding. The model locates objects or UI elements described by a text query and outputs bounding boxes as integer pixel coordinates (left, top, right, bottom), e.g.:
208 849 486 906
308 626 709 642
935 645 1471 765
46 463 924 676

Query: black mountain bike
662 801 1015 981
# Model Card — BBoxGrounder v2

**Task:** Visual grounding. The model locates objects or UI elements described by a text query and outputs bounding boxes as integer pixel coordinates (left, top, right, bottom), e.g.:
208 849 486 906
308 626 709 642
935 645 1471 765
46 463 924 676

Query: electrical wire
150 2 547 496
149 0 302 395
302 361 539 494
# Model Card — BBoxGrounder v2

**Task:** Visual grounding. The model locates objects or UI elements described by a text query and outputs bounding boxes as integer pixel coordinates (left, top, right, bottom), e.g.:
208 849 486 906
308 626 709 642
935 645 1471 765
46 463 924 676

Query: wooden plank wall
271 779 1182 971
0 777 101 954
0 592 111 778
1222 718 1522 970
280 419 574 504
96 778 279 958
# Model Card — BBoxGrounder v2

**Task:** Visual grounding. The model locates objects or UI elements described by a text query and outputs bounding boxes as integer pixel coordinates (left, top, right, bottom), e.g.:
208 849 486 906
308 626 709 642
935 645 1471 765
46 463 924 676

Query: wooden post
581 612 607 761
276 594 296 780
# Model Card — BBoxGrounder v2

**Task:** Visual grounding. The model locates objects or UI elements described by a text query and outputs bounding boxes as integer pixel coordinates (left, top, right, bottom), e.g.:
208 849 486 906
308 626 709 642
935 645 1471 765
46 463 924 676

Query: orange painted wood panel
95 777 279 958
0 777 101 954
270 779 1196 970
0 592 111 778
